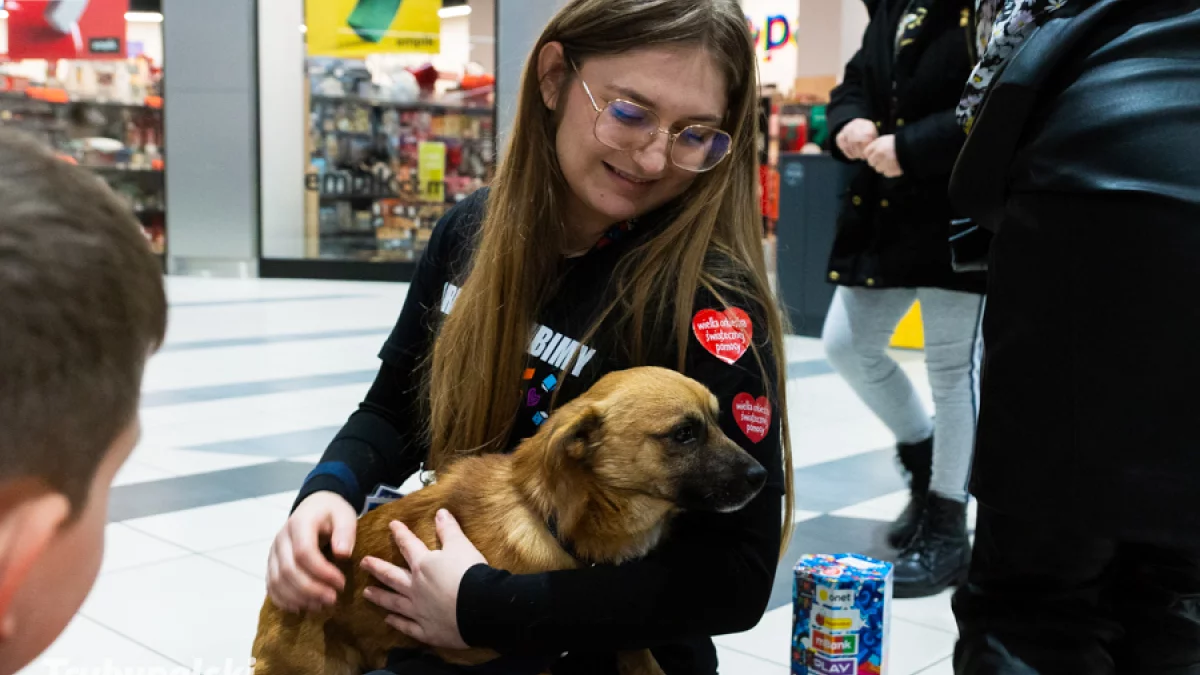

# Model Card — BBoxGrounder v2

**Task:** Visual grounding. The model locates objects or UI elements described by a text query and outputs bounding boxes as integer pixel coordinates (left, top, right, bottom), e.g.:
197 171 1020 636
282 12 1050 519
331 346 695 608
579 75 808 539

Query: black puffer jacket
952 0 1200 546
826 0 986 294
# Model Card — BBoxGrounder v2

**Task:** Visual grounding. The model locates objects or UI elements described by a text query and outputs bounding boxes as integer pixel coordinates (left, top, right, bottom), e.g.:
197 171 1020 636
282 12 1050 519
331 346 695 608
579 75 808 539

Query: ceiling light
437 5 471 19
125 11 164 23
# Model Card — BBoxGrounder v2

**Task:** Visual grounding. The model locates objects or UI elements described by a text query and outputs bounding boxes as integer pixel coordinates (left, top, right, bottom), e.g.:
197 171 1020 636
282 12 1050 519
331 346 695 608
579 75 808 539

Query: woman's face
541 44 729 234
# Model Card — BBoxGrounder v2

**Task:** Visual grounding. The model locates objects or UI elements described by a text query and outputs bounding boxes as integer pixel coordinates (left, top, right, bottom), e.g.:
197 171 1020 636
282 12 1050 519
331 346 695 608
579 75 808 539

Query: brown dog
251 366 768 675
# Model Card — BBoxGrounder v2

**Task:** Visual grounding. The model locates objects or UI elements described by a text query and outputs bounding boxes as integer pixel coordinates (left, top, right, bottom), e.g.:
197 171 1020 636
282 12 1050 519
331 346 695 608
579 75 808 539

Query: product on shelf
304 57 496 262
0 55 166 257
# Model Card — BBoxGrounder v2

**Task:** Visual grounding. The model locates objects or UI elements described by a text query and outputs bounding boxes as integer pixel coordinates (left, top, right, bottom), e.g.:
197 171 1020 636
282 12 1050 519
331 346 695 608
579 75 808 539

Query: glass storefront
261 0 496 280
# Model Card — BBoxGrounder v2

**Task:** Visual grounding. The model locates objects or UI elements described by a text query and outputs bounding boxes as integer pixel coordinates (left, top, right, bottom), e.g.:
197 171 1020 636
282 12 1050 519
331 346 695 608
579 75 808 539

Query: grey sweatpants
822 287 985 501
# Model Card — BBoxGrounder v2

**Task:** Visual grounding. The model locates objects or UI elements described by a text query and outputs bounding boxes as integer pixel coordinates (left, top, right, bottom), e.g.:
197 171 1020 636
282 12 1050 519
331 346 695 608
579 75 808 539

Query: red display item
6 0 129 61
406 63 439 92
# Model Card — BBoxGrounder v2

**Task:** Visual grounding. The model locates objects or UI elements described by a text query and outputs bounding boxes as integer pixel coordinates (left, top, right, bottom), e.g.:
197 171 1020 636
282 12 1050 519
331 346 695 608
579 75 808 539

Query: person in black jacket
949 0 1200 672
261 1 795 674
822 0 987 599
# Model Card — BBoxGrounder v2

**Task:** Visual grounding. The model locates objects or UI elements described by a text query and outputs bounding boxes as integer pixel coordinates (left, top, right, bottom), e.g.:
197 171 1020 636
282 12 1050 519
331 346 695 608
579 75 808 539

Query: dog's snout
744 462 767 491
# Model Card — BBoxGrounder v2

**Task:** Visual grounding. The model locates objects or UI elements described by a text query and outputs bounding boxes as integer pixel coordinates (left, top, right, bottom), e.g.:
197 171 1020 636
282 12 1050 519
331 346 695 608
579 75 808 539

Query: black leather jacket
951 0 1200 546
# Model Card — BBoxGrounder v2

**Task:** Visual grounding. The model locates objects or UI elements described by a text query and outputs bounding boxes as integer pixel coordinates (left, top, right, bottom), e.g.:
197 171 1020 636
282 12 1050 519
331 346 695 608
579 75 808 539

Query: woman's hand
362 509 487 649
836 118 879 160
864 135 904 178
267 491 358 613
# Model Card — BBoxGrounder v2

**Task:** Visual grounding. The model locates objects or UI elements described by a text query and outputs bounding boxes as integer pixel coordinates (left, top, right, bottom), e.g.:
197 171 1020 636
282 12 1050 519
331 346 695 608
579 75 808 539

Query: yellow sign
418 141 446 203
306 0 441 57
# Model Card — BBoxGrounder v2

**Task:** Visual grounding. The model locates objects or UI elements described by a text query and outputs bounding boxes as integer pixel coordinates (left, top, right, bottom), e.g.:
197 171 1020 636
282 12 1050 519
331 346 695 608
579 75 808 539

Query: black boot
888 436 933 549
892 493 971 599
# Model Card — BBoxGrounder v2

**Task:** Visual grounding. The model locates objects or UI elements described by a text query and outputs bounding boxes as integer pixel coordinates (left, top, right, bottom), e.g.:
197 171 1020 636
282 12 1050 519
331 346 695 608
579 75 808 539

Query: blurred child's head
0 129 167 675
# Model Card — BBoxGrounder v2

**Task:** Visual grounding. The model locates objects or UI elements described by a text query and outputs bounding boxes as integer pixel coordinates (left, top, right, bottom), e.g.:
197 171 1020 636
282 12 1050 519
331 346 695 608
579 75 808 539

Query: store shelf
0 91 162 112
320 229 379 237
311 94 493 116
318 192 400 202
86 166 164 176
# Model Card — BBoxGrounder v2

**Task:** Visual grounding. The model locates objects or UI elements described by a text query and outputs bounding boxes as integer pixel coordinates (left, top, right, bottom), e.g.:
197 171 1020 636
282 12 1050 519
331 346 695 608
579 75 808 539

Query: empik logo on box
812 630 858 657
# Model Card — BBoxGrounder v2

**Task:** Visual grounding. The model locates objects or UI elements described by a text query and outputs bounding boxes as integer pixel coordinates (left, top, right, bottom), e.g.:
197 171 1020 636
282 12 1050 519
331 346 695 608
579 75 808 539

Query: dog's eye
672 424 699 445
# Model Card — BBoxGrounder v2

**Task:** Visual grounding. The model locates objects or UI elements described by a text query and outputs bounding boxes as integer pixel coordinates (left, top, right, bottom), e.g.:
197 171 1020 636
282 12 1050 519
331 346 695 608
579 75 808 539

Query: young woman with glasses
264 1 794 673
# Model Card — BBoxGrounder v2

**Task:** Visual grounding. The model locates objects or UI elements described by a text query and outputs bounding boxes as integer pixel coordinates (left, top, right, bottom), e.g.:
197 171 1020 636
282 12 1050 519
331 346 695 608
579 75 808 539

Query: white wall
439 14 471 66
256 0 306 260
467 0 495 74
840 0 870 78
127 20 163 65
440 0 495 71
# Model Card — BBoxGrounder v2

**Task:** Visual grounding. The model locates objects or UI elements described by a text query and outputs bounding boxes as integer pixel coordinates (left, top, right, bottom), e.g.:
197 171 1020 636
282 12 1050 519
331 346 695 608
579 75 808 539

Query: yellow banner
306 0 441 57
418 141 446 203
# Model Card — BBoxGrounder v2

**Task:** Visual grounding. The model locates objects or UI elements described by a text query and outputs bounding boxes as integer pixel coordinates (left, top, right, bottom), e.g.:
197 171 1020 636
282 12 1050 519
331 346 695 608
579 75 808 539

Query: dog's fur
251 367 767 675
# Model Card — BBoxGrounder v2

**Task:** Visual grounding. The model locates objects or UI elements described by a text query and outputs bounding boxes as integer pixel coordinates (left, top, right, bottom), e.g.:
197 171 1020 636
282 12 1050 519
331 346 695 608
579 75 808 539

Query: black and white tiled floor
21 278 972 675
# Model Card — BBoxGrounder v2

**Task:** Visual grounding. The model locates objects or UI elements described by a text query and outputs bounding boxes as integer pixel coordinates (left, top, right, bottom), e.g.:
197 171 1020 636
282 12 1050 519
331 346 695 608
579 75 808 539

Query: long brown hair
426 0 795 556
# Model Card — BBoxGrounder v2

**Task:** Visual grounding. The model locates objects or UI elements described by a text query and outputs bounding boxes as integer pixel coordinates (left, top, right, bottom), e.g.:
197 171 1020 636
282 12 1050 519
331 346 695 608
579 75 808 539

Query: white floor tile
140 407 344 450
715 646 790 675
101 524 191 575
892 588 958 635
915 657 955 675
17 614 182 675
788 379 900 469
80 556 264 671
793 509 823 524
142 335 387 393
205 539 273 581
123 498 289 553
714 605 792 665
112 460 174 487
141 384 370 427
130 446 271 476
888 619 958 675
782 335 828 363
256 490 300 512
832 490 910 522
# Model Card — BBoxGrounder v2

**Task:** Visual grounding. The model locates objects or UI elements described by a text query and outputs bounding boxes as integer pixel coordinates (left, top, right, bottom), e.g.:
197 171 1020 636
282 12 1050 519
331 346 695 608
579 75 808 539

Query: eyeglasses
570 61 733 173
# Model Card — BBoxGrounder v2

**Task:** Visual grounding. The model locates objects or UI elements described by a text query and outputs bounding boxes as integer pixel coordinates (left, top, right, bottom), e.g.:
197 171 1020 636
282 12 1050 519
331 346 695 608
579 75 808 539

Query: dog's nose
745 462 767 490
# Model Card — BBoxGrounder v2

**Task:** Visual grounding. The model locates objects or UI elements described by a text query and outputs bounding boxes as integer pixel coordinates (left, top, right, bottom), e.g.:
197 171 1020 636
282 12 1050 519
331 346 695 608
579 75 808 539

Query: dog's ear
549 403 605 461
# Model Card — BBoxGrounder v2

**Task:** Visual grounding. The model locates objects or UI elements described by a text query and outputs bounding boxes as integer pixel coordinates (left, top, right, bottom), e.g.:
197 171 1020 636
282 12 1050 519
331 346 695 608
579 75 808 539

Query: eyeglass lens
596 100 731 172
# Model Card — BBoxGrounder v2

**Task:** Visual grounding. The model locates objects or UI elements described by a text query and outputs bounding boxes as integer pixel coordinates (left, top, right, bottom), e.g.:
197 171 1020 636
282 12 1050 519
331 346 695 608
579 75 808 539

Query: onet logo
817 587 856 608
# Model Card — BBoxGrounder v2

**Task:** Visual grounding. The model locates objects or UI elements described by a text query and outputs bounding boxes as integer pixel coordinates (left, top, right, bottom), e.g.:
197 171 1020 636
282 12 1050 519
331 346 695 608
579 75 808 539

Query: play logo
812 630 858 657
809 653 857 675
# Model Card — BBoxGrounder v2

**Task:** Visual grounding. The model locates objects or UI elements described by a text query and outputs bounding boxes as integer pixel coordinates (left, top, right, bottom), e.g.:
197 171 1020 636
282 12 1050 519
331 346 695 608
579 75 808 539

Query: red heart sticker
692 307 752 365
732 393 771 444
